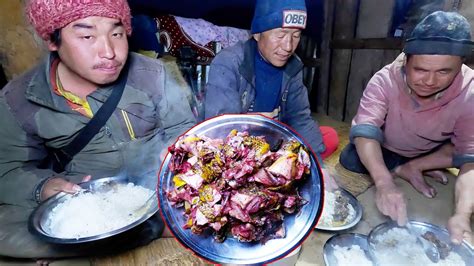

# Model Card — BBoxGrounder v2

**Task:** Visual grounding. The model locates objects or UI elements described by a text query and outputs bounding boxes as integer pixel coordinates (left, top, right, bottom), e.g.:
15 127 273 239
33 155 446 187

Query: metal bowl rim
28 176 158 244
323 233 370 266
367 220 474 264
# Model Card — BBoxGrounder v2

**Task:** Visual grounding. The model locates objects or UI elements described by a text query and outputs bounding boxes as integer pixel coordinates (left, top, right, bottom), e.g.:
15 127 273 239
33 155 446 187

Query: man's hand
40 175 92 201
394 162 437 198
375 183 407 226
449 162 474 245
448 212 473 245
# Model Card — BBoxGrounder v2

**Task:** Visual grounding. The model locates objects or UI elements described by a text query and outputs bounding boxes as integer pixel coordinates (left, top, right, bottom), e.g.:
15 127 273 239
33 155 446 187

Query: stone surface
0 0 45 80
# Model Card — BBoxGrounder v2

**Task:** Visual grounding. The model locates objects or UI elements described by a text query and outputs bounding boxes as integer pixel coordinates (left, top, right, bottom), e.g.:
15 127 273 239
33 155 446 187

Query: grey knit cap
404 11 474 56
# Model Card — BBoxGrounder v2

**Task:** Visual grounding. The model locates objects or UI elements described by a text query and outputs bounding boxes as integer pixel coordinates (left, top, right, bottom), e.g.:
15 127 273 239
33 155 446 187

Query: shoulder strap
49 62 130 172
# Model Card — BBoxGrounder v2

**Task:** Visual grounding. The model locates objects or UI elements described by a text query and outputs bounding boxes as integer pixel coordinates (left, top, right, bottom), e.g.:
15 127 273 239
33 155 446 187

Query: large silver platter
368 220 474 265
315 188 363 231
29 175 158 244
158 114 323 265
323 233 373 266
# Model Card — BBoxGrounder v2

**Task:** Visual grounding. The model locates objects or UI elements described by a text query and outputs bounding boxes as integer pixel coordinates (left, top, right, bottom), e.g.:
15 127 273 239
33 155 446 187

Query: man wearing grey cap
339 11 474 244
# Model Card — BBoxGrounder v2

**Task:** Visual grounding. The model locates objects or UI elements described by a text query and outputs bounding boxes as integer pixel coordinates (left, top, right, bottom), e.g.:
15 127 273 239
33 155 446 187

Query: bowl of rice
368 220 473 266
29 175 157 243
315 188 362 231
323 233 374 266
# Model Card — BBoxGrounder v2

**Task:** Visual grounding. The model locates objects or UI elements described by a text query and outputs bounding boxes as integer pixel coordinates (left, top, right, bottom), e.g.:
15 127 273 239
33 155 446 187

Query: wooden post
327 0 360 121
458 0 474 67
314 0 335 114
298 36 317 95
343 0 399 122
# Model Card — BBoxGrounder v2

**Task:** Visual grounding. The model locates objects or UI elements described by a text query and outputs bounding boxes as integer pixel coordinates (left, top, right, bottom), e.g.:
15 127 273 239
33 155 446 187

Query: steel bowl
158 114 323 265
315 188 363 231
323 233 373 266
29 174 158 244
368 220 474 265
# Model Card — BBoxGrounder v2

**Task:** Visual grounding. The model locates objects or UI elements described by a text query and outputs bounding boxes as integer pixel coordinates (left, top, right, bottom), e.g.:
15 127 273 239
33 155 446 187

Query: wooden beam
330 38 403 50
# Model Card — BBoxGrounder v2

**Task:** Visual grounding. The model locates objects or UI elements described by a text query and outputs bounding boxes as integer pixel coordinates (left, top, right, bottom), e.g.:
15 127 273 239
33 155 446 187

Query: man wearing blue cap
339 11 474 244
204 0 339 163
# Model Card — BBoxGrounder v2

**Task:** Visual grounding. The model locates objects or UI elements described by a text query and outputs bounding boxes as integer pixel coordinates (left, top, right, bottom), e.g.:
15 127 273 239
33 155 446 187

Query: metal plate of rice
368 220 474 265
29 175 158 244
323 233 374 266
315 188 363 231
158 114 323 265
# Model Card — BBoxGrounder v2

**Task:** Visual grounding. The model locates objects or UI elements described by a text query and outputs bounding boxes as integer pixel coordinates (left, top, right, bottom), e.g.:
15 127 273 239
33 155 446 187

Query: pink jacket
350 54 474 167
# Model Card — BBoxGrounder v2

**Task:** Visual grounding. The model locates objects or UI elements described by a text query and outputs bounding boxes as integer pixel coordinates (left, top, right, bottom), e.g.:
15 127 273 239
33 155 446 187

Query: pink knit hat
26 0 132 41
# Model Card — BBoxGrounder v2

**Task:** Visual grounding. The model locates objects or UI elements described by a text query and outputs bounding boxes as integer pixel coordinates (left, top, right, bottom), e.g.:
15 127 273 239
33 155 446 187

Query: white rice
318 191 356 227
373 227 465 266
333 244 373 266
46 183 154 239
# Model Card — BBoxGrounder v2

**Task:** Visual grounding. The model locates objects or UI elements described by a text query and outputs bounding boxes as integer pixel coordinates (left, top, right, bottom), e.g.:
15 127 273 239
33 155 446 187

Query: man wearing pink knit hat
0 0 195 259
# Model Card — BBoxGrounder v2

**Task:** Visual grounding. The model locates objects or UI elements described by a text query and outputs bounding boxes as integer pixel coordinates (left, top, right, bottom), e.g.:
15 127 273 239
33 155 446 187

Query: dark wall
128 0 324 41
0 64 6 88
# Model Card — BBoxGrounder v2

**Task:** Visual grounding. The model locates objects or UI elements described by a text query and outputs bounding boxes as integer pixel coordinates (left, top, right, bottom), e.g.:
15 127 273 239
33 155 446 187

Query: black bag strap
49 62 129 172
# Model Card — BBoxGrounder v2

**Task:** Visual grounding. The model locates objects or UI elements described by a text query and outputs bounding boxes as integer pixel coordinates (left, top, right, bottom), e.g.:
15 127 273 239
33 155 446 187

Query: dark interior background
128 0 325 42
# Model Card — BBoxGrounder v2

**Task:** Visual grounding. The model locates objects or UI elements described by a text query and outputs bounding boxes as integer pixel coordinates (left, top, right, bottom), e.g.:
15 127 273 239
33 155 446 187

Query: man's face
405 54 462 99
48 16 129 86
253 28 302 67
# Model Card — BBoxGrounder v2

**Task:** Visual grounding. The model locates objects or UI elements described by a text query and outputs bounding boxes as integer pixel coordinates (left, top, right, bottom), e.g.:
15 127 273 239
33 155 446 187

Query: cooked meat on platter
167 130 310 243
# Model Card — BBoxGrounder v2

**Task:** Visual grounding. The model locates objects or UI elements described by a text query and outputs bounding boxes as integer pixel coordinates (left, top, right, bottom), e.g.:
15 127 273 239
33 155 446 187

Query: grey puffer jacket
0 52 196 207
204 39 324 154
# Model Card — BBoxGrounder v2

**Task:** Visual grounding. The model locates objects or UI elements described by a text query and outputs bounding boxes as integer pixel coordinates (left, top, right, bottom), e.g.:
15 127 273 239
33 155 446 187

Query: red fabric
156 15 216 63
320 126 339 159
26 0 132 41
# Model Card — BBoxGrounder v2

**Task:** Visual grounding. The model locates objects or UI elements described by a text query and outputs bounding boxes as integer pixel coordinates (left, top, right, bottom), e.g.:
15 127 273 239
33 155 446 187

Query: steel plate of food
158 114 323 265
315 188 363 231
368 220 474 266
29 175 158 244
323 233 374 266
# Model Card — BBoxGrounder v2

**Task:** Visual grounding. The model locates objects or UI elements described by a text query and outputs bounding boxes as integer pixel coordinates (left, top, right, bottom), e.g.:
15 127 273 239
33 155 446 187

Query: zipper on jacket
121 110 136 140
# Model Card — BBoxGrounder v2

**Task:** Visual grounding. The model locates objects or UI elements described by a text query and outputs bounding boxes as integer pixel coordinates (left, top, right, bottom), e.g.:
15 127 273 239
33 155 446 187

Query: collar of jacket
239 38 304 86
24 53 118 113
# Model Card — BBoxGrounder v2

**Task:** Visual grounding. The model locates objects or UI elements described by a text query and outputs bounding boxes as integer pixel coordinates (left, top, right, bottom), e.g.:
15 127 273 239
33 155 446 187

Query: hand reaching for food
448 212 473 245
375 182 407 226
